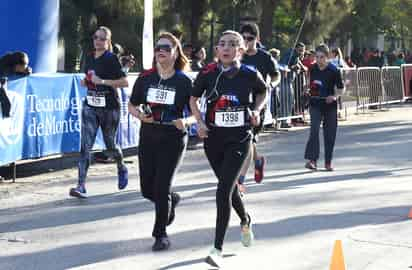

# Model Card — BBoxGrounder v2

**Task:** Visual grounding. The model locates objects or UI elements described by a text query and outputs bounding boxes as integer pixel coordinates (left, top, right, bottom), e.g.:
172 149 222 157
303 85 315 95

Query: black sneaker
69 185 87 199
167 192 181 226
152 237 170 251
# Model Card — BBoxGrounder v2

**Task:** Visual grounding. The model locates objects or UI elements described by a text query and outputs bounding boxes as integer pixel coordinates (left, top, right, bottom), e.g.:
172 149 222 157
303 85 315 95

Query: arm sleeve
129 76 145 106
253 70 268 95
182 76 194 112
183 78 193 114
267 56 279 77
109 55 127 79
82 55 90 74
192 71 207 97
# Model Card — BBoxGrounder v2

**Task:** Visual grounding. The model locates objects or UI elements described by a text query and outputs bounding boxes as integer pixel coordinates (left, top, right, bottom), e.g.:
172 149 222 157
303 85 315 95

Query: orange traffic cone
408 208 412 219
329 240 346 270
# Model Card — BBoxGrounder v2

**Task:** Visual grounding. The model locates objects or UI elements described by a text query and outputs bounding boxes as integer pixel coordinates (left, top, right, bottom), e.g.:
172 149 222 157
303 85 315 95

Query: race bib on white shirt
147 87 176 105
215 109 245 127
87 91 106 107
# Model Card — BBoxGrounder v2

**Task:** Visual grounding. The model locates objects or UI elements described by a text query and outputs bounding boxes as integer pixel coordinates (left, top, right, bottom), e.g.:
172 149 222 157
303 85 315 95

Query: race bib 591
147 88 176 105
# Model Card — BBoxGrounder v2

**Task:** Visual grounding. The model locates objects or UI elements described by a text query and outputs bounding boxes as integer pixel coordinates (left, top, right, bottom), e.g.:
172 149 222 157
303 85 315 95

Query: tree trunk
190 0 207 46
260 0 279 46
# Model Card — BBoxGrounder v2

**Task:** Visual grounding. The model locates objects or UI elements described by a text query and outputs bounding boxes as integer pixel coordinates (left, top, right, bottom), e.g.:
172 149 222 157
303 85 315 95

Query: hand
197 121 209 139
80 79 86 87
25 67 32 75
173 118 186 130
126 58 136 68
249 110 261 127
138 112 154 123
326 95 337 104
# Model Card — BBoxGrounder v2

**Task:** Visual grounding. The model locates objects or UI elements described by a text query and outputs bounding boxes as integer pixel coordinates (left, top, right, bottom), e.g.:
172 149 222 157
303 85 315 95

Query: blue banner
0 73 140 166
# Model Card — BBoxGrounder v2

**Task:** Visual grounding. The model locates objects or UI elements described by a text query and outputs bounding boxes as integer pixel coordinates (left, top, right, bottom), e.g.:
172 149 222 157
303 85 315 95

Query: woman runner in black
304 44 344 171
128 32 195 251
190 30 267 267
70 26 129 199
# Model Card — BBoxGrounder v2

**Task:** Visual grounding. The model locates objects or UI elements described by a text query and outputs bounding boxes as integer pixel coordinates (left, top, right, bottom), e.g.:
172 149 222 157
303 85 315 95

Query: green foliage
59 0 412 72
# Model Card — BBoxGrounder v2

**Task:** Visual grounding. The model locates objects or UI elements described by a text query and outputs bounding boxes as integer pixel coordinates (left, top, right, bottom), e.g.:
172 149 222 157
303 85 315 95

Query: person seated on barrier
302 50 316 69
304 44 345 172
69 26 129 199
0 51 30 121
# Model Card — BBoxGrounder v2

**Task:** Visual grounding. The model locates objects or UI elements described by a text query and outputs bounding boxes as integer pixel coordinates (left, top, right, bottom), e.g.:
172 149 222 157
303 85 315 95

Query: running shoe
325 162 334 171
240 214 254 247
305 160 317 171
118 166 128 190
205 247 223 268
254 157 265 183
69 185 87 199
152 236 170 251
167 192 181 226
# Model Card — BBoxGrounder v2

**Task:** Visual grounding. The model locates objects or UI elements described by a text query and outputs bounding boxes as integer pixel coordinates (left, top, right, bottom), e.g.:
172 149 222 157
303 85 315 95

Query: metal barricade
340 67 357 118
356 67 382 111
276 69 306 124
381 66 404 104
293 71 308 116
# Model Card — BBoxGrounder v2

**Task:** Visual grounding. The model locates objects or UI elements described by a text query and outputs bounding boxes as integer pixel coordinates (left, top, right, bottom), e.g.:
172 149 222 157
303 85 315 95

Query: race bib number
215 110 245 127
87 91 106 107
147 88 176 105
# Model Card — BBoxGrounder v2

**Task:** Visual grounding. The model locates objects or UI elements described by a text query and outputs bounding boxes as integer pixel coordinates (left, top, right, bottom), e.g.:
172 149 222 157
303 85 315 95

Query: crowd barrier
341 65 412 113
275 69 306 123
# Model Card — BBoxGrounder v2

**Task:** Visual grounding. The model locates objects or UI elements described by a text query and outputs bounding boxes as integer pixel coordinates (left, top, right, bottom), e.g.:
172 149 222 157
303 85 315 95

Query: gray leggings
78 104 124 185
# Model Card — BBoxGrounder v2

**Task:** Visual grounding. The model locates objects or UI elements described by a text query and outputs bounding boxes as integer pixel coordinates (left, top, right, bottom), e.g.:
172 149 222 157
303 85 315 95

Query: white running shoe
241 214 254 247
205 247 223 268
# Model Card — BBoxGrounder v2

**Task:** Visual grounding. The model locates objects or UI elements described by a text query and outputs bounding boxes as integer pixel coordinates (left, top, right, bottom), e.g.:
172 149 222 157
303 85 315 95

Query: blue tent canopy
0 0 59 73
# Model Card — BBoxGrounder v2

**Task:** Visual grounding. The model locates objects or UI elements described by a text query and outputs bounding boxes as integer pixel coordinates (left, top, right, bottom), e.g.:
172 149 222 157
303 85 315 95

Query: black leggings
204 131 250 250
138 125 187 238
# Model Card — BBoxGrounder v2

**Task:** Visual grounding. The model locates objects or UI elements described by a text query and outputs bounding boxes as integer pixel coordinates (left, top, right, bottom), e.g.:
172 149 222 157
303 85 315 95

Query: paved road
1 104 412 270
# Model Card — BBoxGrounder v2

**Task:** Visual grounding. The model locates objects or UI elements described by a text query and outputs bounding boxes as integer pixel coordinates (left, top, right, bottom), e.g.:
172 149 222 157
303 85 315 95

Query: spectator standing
394 52 406 66
304 44 345 172
191 46 206 72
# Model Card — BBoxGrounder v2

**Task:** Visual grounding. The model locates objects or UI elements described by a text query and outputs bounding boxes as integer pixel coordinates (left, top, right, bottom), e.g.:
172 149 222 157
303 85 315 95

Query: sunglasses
93 35 108 41
242 35 256 42
154 44 173 53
